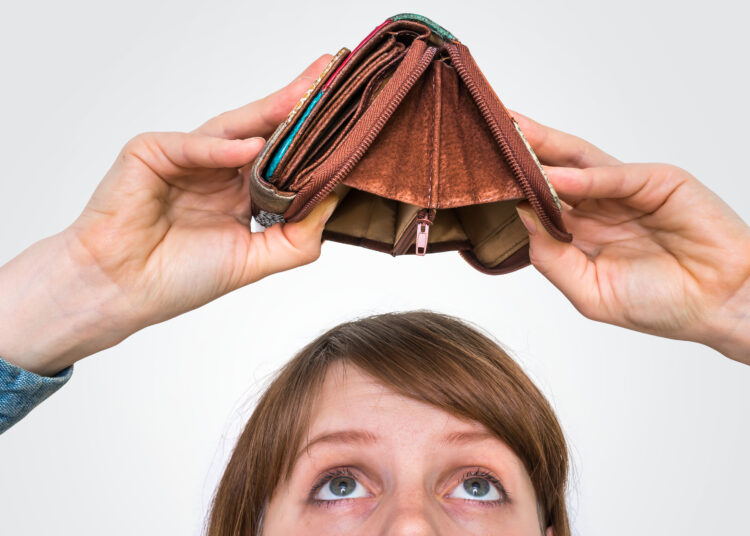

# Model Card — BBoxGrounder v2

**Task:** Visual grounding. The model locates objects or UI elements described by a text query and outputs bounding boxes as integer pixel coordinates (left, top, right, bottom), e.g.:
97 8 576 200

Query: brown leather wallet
249 13 572 274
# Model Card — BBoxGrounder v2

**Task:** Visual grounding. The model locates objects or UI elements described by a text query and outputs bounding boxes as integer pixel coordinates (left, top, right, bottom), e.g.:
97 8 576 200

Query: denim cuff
0 356 73 434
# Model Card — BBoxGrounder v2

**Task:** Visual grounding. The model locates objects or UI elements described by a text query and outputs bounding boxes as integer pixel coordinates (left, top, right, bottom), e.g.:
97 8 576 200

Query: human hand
512 112 750 365
0 54 337 376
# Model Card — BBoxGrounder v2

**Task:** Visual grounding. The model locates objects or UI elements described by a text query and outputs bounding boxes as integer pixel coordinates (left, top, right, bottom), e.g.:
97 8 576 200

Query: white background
1 1 748 534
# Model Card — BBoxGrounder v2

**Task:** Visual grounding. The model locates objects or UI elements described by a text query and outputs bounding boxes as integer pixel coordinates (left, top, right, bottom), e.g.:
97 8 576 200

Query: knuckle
214 112 232 138
650 163 692 190
121 134 142 155
653 162 684 180
122 131 158 157
571 142 590 168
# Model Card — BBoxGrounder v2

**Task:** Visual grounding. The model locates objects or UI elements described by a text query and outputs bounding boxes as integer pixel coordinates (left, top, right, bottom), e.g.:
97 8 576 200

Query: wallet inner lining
325 189 527 266
339 58 525 209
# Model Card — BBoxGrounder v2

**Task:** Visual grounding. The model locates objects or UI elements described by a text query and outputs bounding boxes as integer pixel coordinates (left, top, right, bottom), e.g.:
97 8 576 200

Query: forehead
310 361 458 424
309 361 445 428
306 361 523 464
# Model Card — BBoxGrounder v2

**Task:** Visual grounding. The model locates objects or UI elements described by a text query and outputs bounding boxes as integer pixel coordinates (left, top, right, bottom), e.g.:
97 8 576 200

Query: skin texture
262 362 553 536
0 54 748 378
511 111 750 365
0 54 339 376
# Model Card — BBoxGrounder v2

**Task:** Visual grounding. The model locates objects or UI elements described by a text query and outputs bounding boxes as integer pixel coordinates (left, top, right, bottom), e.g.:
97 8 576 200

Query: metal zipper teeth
295 46 438 220
447 44 556 234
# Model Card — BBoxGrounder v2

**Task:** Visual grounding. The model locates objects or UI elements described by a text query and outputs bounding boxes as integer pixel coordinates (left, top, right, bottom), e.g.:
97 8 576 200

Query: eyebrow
296 428 496 461
440 430 497 444
296 429 379 461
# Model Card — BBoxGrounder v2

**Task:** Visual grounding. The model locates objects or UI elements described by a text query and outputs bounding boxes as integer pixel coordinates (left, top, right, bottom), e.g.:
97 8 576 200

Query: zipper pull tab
415 221 430 256
415 209 434 256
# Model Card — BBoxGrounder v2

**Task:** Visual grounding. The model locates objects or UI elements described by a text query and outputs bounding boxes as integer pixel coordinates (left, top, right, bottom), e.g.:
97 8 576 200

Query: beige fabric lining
324 187 527 266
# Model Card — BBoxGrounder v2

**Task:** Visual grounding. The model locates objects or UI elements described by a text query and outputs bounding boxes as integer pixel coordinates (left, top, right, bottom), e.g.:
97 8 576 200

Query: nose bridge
379 482 443 536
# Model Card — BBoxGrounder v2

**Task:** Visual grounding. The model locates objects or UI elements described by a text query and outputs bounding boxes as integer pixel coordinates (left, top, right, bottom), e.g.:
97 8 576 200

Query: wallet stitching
427 66 435 208
428 63 441 207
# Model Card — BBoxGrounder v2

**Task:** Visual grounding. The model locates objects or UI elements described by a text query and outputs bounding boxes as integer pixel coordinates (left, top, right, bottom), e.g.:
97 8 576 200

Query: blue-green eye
448 476 502 501
315 475 369 501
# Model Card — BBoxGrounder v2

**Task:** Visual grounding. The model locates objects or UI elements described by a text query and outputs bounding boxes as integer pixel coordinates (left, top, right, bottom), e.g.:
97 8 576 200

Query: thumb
245 193 340 282
515 201 600 317
282 193 340 251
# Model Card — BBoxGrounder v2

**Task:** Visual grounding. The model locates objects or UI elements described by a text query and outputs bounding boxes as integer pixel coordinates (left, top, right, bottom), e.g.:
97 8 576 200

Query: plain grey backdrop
1 0 748 534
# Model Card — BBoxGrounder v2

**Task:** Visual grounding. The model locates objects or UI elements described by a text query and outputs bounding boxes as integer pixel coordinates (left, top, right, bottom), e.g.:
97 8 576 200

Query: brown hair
207 310 569 535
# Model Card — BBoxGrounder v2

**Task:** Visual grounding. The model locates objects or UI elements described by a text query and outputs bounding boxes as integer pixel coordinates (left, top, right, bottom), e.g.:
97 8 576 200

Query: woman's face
262 362 552 535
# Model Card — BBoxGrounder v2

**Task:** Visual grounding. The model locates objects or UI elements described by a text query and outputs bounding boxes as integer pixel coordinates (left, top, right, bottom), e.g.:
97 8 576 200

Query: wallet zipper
294 47 438 221
446 44 557 236
393 208 435 256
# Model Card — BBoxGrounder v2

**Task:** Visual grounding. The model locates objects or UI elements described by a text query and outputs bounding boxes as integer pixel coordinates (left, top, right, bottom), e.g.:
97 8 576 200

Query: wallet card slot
255 47 349 184
280 47 406 188
314 61 401 159
284 41 436 222
290 53 405 189
272 25 427 190
272 36 404 187
315 35 400 123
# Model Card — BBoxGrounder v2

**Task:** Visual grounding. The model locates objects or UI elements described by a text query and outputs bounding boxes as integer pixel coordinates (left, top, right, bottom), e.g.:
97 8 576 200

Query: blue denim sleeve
0 355 73 434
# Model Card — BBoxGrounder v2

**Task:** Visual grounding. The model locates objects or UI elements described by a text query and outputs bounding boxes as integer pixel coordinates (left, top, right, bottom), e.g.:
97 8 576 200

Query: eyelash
457 468 511 507
308 466 358 507
307 466 510 508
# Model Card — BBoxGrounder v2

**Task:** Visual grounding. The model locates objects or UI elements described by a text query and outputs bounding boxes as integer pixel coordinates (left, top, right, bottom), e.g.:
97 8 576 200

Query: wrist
0 229 138 376
696 248 750 365
701 296 750 366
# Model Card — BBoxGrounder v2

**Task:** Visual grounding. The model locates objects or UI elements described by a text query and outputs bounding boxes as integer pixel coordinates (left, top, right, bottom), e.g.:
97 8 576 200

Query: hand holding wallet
249 13 572 274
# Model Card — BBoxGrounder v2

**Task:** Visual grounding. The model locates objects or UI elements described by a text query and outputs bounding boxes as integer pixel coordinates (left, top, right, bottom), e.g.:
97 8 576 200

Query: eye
314 474 370 501
447 475 502 502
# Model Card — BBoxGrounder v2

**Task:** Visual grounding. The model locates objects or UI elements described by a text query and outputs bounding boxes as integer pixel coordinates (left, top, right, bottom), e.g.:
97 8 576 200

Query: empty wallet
249 13 572 274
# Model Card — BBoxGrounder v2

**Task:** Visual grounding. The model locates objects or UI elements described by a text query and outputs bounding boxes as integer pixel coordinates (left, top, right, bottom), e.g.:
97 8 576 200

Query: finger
124 131 265 178
243 192 341 283
193 54 334 140
515 201 603 320
543 163 687 212
509 109 621 168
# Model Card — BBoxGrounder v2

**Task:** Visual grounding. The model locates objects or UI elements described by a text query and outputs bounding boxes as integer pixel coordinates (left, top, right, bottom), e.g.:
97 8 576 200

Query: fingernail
516 207 537 235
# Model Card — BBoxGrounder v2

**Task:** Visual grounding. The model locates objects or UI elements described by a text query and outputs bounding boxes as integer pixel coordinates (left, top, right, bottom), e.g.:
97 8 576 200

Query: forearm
0 230 135 376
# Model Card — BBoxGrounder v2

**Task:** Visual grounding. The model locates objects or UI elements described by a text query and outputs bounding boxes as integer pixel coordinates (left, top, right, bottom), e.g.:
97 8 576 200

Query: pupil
330 476 355 496
464 478 489 497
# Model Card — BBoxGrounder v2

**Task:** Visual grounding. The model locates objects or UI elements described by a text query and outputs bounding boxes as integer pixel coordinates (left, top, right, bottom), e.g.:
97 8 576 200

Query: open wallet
249 13 572 274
